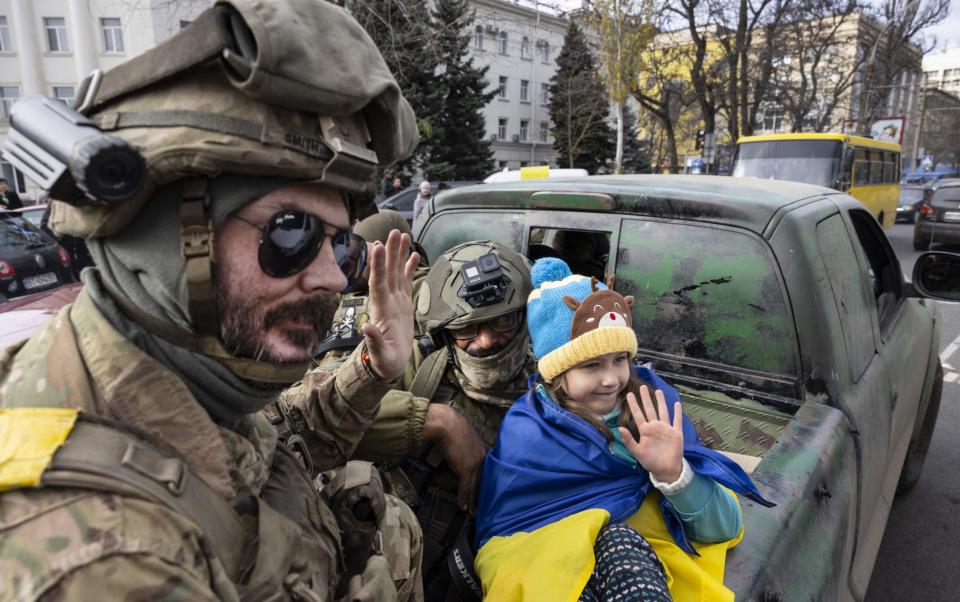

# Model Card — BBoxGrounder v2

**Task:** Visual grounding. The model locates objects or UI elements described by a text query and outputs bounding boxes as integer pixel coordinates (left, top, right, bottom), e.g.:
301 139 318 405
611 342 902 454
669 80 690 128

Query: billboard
870 117 905 144
841 116 906 145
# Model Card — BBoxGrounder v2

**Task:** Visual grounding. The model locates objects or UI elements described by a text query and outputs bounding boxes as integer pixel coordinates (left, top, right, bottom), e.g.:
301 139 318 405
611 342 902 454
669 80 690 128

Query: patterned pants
577 523 672 602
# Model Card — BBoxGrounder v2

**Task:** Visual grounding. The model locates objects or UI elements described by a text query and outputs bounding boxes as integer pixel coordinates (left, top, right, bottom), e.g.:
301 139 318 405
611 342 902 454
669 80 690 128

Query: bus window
854 149 870 186
882 152 896 184
869 151 883 185
731 139 842 188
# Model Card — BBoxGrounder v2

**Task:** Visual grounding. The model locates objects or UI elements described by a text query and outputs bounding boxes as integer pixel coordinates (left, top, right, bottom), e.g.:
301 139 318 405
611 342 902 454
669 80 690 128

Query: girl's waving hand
619 385 684 483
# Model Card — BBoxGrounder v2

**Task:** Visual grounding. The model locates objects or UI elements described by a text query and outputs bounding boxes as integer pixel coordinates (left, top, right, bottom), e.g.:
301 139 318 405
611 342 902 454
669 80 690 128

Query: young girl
475 258 773 602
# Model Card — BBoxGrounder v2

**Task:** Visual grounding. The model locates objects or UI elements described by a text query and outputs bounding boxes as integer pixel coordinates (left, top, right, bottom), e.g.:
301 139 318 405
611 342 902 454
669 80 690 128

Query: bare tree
709 0 793 141
855 0 950 133
667 0 727 153
633 41 697 173
586 0 656 173
772 0 865 132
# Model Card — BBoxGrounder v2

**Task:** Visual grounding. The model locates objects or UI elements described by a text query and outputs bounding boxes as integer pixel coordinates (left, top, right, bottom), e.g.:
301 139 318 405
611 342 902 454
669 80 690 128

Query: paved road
866 224 960 601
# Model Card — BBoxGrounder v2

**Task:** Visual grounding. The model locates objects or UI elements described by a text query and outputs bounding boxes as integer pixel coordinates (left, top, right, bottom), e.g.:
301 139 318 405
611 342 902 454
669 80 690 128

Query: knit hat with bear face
527 257 638 382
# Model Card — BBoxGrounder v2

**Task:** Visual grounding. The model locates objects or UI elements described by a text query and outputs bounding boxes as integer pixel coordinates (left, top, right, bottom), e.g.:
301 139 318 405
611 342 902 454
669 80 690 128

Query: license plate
22 272 58 290
944 212 960 222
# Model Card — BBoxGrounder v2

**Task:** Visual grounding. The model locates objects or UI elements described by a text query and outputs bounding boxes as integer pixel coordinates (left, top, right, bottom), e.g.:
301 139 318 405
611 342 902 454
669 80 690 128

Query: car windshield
0 216 49 247
900 188 925 202
732 140 842 188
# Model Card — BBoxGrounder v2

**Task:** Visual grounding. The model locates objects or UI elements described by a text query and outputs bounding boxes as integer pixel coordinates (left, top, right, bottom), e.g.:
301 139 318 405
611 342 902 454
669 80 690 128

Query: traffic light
695 129 704 151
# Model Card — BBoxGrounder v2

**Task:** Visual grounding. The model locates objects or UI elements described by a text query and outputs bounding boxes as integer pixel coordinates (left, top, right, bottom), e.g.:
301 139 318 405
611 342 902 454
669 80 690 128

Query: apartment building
923 43 960 98
468 0 566 169
0 0 208 201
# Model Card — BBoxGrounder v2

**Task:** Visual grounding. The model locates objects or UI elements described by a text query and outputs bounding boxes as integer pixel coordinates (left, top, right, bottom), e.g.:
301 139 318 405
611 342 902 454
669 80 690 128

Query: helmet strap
179 177 219 337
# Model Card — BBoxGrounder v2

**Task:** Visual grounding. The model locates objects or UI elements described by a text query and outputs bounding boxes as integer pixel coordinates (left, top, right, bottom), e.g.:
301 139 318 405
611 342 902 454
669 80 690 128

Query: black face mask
232 209 366 292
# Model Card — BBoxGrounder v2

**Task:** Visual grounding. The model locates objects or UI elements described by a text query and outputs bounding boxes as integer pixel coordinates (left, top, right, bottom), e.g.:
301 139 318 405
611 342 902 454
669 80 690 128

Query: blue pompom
531 257 573 288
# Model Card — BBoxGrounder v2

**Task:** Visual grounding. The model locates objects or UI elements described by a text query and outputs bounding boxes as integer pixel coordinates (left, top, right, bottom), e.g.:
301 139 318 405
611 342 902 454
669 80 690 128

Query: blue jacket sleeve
663 471 743 543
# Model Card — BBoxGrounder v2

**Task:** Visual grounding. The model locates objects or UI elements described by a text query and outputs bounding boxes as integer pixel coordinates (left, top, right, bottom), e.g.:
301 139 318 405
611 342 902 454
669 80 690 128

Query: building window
758 104 784 132
0 16 12 52
540 83 550 104
44 17 69 53
538 40 550 63
521 36 530 60
498 76 507 99
1 86 20 119
474 26 483 50
520 120 529 141
498 31 508 55
539 121 549 143
520 79 529 102
498 118 507 140
53 86 75 107
100 18 124 53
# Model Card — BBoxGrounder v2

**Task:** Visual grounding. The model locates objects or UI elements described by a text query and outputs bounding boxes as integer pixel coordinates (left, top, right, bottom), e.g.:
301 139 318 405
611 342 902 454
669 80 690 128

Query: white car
483 166 588 183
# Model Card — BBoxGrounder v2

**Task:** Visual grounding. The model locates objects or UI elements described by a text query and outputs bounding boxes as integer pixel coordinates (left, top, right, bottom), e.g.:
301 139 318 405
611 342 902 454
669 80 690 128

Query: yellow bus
731 133 901 229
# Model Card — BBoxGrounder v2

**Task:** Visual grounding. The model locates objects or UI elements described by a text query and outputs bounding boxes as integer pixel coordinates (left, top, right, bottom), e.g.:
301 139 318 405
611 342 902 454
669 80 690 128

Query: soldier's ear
624 295 635 309
563 295 581 311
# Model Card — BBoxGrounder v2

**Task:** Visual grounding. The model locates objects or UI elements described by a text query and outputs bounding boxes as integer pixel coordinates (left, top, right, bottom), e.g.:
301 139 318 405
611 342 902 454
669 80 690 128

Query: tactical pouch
323 461 388 595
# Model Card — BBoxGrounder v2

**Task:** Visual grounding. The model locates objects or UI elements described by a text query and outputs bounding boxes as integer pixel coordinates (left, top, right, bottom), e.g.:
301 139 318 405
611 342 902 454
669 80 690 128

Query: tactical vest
0 408 387 601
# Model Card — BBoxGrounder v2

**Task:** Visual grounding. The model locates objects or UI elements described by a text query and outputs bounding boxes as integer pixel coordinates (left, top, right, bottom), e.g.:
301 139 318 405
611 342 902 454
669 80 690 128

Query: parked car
902 170 960 185
0 282 83 347
896 184 930 223
913 180 960 250
413 174 944 599
483 166 588 183
0 212 75 301
6 204 48 229
378 180 480 225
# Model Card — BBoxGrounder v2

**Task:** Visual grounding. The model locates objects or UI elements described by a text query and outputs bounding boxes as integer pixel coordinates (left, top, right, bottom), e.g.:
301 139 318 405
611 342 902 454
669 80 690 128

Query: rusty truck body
413 174 943 600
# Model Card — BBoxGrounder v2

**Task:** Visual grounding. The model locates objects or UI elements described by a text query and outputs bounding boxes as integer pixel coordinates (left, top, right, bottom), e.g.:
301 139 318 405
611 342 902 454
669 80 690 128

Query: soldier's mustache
263 295 338 335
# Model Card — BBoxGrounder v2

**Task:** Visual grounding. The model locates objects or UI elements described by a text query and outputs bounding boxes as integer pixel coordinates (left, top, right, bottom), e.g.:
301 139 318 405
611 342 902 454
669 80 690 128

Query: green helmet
416 240 532 339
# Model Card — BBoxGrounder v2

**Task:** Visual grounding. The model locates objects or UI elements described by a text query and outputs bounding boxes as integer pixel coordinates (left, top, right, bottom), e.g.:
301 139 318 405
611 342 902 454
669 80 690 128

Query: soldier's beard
216 281 338 363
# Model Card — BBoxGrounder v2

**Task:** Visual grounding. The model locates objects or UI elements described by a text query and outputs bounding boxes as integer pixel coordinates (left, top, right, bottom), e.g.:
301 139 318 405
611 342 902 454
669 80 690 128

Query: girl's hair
542 367 645 442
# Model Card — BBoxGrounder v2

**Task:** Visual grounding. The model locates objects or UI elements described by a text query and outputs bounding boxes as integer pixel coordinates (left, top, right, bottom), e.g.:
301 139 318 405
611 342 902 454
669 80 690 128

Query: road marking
940 334 960 364
945 371 959 384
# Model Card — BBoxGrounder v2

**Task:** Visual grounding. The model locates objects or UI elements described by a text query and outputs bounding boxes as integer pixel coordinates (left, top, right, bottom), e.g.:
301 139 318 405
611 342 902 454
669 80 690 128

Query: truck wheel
897 361 943 494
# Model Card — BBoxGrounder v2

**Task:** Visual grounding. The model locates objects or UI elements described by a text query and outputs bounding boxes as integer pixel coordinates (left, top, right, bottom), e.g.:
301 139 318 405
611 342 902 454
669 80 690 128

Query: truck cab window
528 227 610 281
848 209 902 329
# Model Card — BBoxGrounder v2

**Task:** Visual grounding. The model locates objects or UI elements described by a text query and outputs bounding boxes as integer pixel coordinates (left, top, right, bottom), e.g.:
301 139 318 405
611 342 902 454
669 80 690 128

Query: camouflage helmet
40 0 419 383
354 209 411 244
416 240 532 339
49 0 419 239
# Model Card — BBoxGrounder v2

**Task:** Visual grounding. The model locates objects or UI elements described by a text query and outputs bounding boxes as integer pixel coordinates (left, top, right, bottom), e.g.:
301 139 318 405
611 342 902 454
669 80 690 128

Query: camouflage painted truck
412 174 944 601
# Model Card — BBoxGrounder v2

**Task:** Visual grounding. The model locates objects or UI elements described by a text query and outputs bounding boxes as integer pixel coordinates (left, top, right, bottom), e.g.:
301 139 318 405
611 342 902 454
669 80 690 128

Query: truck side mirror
912 251 960 301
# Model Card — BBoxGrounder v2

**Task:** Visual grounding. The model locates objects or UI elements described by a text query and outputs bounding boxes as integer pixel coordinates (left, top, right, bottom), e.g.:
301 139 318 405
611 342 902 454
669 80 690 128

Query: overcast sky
925 0 960 48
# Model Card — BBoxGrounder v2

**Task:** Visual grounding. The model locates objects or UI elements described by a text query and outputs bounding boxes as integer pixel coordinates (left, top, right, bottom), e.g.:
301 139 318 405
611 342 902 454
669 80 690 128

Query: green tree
548 22 614 173
425 0 495 181
620 104 650 173
349 0 442 176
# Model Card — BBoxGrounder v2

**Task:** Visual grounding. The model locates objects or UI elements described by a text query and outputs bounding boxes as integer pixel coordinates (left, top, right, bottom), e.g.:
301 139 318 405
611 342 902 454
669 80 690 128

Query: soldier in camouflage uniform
352 241 538 600
0 1 425 600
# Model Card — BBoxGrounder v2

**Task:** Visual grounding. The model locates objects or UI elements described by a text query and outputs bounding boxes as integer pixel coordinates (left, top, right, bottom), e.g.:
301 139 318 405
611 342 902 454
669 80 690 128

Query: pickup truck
412 174 944 600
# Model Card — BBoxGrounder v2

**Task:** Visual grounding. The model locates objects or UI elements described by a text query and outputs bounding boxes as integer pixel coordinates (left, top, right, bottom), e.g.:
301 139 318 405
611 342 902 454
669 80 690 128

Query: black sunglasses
232 210 367 291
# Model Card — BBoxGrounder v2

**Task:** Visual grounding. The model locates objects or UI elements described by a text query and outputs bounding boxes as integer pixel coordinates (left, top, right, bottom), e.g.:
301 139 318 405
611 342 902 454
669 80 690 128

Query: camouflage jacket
0 290 407 601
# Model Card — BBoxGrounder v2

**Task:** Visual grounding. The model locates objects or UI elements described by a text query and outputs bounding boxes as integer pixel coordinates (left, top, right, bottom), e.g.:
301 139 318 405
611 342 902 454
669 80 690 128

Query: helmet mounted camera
457 252 512 309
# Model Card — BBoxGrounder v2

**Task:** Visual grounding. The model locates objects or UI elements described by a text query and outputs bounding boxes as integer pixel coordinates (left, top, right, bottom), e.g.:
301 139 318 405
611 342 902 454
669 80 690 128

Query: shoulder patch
0 408 79 491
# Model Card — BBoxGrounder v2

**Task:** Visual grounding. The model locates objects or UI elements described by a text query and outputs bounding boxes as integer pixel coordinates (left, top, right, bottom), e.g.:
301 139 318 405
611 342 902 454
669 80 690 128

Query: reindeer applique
562 276 635 338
